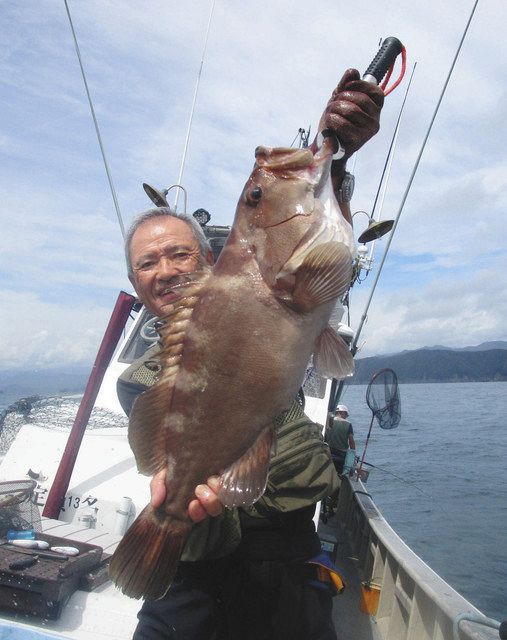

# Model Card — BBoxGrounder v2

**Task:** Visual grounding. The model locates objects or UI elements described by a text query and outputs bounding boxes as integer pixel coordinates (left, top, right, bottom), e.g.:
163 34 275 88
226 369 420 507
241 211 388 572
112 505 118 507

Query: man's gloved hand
319 68 384 175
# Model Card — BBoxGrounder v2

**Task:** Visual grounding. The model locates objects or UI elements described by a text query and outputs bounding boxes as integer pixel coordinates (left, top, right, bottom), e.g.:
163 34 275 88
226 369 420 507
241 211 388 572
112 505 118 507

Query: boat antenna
174 0 216 211
63 0 125 239
290 127 311 149
331 0 480 410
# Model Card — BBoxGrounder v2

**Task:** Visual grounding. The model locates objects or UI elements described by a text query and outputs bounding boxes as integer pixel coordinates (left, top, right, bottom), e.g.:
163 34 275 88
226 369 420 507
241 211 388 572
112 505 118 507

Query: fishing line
63 0 125 239
361 460 447 514
174 0 217 211
368 62 417 262
360 460 429 497
289 131 301 148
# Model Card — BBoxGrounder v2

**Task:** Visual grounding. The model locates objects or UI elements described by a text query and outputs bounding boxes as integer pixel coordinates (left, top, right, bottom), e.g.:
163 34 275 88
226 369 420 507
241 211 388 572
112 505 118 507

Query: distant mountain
0 366 90 399
353 348 507 384
2 340 506 398
407 341 507 353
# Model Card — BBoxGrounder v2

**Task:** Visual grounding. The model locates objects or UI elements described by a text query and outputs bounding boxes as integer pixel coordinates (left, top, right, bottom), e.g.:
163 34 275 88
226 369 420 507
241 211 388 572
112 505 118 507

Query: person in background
326 404 356 475
118 68 383 639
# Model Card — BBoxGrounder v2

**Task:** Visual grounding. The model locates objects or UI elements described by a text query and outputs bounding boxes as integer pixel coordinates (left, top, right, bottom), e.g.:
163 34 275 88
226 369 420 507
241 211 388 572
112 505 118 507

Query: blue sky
1 0 506 369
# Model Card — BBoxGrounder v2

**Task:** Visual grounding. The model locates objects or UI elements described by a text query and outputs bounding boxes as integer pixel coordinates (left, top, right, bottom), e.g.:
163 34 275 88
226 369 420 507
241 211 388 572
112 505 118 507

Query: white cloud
352 255 507 356
0 0 506 368
0 290 116 370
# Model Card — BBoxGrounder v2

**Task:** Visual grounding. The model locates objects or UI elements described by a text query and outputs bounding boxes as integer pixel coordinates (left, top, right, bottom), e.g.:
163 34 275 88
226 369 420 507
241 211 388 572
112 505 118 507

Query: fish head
246 146 320 228
229 139 348 286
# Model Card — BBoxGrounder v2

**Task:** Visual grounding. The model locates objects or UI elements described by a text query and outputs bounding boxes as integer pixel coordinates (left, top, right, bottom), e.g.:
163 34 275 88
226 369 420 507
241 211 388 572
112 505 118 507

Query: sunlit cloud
1 0 505 369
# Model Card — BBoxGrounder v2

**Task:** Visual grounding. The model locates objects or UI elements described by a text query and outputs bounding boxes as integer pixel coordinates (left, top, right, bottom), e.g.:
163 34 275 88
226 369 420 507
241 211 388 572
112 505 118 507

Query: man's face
128 216 213 317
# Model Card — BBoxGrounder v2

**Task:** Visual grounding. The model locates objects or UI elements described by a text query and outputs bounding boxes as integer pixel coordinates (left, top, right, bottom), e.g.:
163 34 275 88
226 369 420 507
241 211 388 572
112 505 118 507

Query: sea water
339 380 507 623
0 382 505 622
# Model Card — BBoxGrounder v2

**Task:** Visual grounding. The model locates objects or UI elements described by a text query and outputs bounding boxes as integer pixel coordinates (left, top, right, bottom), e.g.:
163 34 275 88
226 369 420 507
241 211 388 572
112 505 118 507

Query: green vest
326 418 353 452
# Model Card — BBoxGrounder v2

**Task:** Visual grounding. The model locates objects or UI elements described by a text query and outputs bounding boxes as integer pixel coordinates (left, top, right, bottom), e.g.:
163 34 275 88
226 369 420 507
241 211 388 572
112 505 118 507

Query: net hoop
366 367 401 430
0 480 37 508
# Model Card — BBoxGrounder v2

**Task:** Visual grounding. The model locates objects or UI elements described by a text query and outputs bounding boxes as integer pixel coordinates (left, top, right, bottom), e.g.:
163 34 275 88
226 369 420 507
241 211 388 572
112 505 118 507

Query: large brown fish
109 137 355 599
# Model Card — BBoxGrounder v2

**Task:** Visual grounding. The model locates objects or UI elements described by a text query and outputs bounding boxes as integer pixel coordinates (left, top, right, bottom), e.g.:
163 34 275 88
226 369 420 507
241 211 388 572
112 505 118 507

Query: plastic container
360 581 381 615
342 449 356 475
6 529 35 541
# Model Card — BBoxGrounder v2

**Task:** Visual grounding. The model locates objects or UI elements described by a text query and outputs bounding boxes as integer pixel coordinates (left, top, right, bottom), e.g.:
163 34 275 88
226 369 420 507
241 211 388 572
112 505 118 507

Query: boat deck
318 503 381 640
0 518 139 640
0 513 381 640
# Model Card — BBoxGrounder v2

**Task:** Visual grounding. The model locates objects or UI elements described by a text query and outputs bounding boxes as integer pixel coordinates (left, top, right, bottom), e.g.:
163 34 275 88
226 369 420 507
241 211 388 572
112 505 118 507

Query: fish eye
245 186 263 206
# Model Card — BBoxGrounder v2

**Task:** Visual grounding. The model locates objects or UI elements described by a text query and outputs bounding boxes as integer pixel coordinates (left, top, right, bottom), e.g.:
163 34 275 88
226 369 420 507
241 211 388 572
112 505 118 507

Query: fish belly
164 270 326 508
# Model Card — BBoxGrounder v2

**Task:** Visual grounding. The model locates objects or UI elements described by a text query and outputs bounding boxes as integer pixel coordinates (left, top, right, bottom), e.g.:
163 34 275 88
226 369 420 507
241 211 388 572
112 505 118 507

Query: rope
382 46 407 96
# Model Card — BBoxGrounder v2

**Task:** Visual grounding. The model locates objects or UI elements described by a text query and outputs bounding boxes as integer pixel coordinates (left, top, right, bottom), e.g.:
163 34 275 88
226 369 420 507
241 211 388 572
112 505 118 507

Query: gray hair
124 207 212 275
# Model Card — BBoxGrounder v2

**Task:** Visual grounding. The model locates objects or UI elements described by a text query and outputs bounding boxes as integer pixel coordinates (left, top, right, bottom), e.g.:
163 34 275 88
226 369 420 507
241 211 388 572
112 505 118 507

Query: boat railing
336 476 499 640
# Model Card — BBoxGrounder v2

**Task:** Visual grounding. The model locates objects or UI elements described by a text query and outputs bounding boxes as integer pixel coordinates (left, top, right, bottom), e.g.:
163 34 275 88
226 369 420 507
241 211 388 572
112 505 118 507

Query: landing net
0 479 41 535
366 368 401 430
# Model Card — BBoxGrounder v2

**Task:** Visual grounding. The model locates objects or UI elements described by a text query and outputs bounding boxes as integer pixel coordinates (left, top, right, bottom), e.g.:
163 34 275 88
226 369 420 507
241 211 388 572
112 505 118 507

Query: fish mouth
255 139 333 176
255 146 314 170
249 141 334 230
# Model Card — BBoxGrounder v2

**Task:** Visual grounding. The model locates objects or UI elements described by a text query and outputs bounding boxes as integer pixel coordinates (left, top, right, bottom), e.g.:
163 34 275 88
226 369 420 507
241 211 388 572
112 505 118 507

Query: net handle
357 413 375 479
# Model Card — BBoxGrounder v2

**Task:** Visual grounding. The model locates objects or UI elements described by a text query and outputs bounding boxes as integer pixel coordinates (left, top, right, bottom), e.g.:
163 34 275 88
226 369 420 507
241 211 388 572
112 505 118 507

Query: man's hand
318 68 384 171
150 470 224 523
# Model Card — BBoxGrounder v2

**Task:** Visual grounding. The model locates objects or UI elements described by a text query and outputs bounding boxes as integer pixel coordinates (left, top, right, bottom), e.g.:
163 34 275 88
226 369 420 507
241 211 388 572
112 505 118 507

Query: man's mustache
157 266 209 293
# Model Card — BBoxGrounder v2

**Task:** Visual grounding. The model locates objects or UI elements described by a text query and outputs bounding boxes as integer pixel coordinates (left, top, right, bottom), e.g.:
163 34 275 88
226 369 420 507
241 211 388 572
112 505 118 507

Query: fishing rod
326 36 405 413
331 0 481 411
365 62 417 265
330 62 415 410
320 37 405 159
350 62 416 285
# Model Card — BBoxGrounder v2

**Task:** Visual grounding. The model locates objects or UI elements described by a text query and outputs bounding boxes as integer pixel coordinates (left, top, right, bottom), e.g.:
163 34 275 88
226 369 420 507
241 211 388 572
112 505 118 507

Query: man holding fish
112 68 383 639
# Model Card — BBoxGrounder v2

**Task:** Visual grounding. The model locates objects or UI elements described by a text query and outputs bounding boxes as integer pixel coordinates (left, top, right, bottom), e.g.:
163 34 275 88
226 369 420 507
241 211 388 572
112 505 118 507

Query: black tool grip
9 555 39 570
363 37 403 84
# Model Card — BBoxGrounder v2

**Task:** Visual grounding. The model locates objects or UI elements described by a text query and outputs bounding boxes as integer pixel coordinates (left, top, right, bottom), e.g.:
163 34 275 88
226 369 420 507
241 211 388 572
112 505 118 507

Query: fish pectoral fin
218 427 274 508
291 242 353 312
314 326 355 379
129 383 177 476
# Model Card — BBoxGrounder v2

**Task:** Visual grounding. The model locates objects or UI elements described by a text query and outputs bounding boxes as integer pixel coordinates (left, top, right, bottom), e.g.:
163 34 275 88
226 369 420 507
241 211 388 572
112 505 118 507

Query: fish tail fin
109 504 191 600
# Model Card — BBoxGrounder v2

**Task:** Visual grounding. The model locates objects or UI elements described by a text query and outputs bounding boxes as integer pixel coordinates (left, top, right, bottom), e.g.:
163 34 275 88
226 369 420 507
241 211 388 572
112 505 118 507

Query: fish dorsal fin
291 241 353 312
129 271 210 476
218 427 274 507
314 325 355 379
